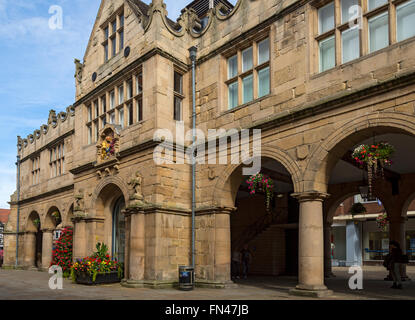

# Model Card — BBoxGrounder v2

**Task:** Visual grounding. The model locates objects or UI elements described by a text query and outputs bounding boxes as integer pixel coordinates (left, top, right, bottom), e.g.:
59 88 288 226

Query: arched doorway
112 197 126 264
316 127 415 279
25 211 42 268
94 182 127 269
225 157 299 280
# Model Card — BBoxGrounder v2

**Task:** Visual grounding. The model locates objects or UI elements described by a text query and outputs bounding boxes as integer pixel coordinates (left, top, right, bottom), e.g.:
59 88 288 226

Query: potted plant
349 202 367 215
352 142 395 198
71 243 123 285
246 173 275 211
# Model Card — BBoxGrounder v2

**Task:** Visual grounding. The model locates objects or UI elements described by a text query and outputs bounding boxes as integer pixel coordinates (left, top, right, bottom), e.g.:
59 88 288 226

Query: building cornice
20 129 74 163
11 184 74 206
250 70 415 133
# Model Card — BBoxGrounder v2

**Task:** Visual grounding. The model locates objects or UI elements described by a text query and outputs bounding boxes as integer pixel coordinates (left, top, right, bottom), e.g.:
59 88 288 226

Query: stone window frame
223 34 271 110
31 155 40 185
85 66 143 145
101 6 125 63
49 142 65 178
173 69 185 121
311 0 415 74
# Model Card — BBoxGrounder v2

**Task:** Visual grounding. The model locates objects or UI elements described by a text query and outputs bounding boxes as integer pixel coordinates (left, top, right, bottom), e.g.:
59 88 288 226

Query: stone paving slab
0 266 414 300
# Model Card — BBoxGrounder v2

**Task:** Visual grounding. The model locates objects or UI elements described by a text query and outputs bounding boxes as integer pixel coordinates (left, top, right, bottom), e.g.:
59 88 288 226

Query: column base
324 272 336 278
289 284 333 298
121 279 177 289
195 280 238 289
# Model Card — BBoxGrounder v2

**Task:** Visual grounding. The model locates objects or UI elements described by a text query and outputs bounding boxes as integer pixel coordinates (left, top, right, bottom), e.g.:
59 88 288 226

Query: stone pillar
72 218 87 261
324 222 335 278
290 192 333 297
23 232 36 268
41 229 53 270
214 209 232 283
124 214 131 280
123 210 145 287
390 216 409 280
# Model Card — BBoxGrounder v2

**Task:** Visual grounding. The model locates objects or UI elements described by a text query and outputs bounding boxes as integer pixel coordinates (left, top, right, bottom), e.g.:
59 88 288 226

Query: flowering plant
0 249 3 260
50 227 73 277
51 211 61 224
352 142 394 167
352 142 394 198
376 213 389 231
246 173 275 211
71 243 123 283
33 218 41 229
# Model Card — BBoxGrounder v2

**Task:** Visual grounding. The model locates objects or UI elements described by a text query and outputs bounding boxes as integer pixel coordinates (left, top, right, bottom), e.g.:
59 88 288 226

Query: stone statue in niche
128 171 145 206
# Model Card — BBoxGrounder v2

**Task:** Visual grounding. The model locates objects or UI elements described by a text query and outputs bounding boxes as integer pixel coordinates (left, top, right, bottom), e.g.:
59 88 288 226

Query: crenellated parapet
17 105 75 152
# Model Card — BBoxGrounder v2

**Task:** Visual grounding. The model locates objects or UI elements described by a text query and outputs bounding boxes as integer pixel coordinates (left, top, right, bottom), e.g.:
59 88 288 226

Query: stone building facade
3 0 415 296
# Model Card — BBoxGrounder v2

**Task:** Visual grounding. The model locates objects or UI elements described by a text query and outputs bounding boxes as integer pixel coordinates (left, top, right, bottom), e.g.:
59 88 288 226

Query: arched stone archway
73 180 128 268
199 155 300 286
23 211 42 268
40 206 63 270
304 112 415 192
212 146 302 208
307 114 415 285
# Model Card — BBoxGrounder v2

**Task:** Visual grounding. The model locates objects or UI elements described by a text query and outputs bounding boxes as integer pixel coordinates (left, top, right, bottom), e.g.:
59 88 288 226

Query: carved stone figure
74 59 83 83
129 171 144 201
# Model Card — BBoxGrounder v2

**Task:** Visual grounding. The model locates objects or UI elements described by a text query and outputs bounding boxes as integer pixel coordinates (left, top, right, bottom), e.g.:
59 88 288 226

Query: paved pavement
0 266 414 300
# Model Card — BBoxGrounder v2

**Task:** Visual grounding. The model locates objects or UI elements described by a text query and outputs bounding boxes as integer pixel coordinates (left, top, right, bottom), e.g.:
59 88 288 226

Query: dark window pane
174 96 182 121
120 15 124 27
174 72 183 94
137 98 143 122
112 38 116 56
112 20 117 33
128 103 133 125
119 31 124 50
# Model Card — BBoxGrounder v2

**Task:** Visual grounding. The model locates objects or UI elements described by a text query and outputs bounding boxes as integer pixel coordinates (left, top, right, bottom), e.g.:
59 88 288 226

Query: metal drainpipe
15 154 21 268
189 46 198 269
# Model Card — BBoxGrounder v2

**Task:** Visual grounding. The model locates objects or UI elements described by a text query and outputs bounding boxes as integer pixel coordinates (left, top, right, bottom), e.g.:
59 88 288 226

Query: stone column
390 216 409 280
324 222 335 278
290 192 333 297
72 218 87 261
23 232 36 268
123 210 145 287
124 214 131 280
41 229 53 270
214 209 233 284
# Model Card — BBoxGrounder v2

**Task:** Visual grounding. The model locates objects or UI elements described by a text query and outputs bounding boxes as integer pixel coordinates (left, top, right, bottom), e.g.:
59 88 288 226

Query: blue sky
0 0 193 209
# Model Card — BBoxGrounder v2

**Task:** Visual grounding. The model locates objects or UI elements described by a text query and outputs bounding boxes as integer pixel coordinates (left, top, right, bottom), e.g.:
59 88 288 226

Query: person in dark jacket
389 241 403 289
240 245 252 279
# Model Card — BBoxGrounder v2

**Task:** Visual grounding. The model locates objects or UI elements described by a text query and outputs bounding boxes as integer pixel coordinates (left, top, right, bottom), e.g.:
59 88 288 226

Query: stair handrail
232 210 278 251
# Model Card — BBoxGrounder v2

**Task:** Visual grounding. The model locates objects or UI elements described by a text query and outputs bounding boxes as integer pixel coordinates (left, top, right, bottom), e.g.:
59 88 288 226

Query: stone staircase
248 224 286 276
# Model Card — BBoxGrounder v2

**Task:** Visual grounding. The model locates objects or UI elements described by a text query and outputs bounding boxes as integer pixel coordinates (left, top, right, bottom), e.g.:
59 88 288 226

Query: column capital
291 191 330 203
41 228 54 233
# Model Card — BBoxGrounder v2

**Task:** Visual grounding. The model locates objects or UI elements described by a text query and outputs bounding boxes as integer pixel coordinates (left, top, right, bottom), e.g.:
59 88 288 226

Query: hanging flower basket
352 142 395 198
33 218 41 229
51 211 61 224
246 173 275 211
376 213 389 231
349 202 367 216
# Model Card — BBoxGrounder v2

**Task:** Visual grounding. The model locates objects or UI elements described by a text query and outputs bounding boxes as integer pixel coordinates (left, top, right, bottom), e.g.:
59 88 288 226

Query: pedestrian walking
240 244 252 279
231 249 241 280
388 240 405 289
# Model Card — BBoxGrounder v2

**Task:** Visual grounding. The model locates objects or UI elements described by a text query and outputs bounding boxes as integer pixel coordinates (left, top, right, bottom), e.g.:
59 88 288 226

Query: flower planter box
74 271 120 285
